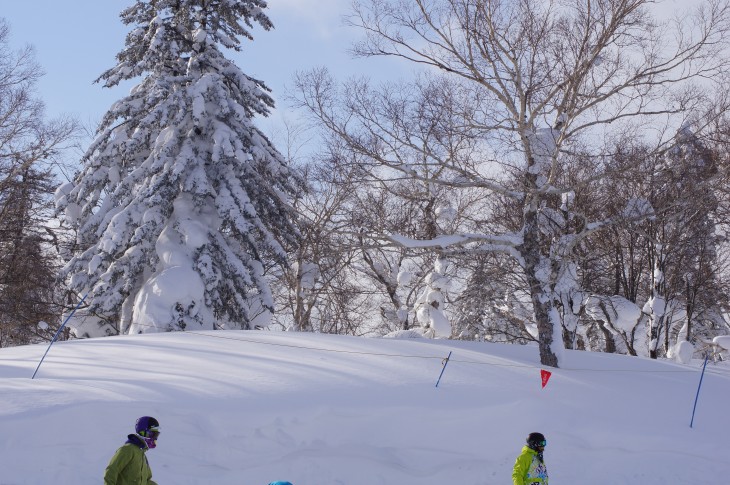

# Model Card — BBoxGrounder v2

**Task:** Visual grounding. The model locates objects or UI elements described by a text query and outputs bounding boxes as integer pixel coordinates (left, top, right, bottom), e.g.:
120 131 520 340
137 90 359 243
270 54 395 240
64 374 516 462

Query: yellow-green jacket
104 435 158 485
512 445 548 485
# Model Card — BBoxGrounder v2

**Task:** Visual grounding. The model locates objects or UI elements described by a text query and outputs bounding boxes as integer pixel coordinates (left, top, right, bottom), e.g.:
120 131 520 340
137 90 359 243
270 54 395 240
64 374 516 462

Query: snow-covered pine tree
55 0 302 334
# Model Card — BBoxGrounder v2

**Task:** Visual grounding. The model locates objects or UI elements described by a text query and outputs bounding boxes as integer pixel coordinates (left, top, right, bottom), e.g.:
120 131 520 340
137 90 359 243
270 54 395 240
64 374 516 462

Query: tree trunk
685 280 693 342
521 209 560 368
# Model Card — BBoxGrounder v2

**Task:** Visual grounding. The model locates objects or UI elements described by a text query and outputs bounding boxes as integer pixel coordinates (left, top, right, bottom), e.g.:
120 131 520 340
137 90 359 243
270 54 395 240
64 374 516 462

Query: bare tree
0 20 76 195
272 154 365 333
294 73 493 337
0 168 59 347
0 19 78 347
296 0 730 366
576 127 728 358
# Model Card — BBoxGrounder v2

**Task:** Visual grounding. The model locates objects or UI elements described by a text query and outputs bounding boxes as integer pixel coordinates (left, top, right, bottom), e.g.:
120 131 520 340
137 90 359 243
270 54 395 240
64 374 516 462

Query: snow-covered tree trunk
520 208 562 367
414 257 452 338
557 262 581 350
291 261 320 332
644 245 667 359
360 242 406 329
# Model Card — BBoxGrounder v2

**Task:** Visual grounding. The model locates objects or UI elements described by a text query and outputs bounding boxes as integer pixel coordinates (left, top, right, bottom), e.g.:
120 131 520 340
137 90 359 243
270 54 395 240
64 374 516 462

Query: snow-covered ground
1 331 728 484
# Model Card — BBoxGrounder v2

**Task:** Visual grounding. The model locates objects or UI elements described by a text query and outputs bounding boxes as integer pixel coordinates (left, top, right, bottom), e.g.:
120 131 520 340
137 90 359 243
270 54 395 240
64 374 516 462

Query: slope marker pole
435 351 452 388
32 294 87 379
689 355 709 428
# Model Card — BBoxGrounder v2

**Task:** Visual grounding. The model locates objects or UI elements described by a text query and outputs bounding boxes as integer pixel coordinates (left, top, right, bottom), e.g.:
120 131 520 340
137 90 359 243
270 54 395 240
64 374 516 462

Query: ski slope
1 331 728 484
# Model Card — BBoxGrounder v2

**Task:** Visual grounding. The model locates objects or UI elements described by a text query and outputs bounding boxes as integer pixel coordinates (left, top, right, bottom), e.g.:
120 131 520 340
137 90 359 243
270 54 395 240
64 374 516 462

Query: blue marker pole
32 294 87 379
689 355 709 428
435 351 452 388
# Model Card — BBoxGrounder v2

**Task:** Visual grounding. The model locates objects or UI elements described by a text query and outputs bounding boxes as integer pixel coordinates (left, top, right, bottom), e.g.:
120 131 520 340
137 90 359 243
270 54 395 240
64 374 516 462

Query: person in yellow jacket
104 416 160 485
512 432 548 485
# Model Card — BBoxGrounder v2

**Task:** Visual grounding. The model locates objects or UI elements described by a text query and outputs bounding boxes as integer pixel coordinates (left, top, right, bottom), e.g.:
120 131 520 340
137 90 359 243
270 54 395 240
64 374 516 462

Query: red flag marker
540 369 552 388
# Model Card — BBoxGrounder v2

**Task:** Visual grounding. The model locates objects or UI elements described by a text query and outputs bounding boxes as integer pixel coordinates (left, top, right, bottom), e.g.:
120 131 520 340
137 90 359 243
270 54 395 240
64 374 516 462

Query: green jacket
512 445 548 485
104 436 158 485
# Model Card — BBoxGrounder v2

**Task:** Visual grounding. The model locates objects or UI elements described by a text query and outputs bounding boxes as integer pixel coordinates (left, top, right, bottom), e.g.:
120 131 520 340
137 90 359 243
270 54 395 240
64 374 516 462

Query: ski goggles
143 428 161 439
537 440 547 447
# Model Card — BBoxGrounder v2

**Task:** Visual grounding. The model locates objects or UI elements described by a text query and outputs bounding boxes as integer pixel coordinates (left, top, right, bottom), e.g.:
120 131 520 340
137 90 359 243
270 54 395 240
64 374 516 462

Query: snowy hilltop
2 331 729 484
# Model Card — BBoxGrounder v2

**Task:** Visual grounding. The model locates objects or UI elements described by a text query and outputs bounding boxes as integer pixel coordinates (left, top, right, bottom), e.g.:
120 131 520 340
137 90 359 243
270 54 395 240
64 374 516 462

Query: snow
560 191 574 211
712 335 730 355
294 262 320 291
713 335 730 352
525 127 558 188
131 264 210 333
623 198 654 219
54 182 81 224
397 270 413 286
643 294 667 319
390 234 474 248
669 340 694 364
584 295 642 334
2 331 728 484
414 259 452 337
435 204 456 222
193 28 207 45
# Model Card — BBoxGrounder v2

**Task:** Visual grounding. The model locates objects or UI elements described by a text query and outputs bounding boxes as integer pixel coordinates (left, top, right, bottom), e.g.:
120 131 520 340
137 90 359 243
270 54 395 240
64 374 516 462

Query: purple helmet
135 416 160 449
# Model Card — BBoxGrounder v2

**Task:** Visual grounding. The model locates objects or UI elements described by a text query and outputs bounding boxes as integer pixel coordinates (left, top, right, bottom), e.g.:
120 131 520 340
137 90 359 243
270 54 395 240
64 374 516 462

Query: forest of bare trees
290 0 730 366
0 19 77 347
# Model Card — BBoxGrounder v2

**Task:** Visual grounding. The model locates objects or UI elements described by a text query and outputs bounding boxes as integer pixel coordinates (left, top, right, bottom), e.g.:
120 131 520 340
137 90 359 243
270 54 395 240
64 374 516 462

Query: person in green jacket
512 432 548 485
104 416 161 485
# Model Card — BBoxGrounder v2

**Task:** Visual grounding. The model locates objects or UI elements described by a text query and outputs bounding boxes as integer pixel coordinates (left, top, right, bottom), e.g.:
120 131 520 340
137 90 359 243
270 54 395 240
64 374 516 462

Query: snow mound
382 329 425 339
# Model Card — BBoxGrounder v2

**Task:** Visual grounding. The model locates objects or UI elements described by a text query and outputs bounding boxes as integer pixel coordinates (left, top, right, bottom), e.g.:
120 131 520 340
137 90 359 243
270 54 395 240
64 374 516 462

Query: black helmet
527 432 546 449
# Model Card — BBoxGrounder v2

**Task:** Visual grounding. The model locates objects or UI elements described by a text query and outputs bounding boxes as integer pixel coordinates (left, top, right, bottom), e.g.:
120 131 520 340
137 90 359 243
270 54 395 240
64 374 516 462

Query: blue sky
1 0 407 141
3 0 698 157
